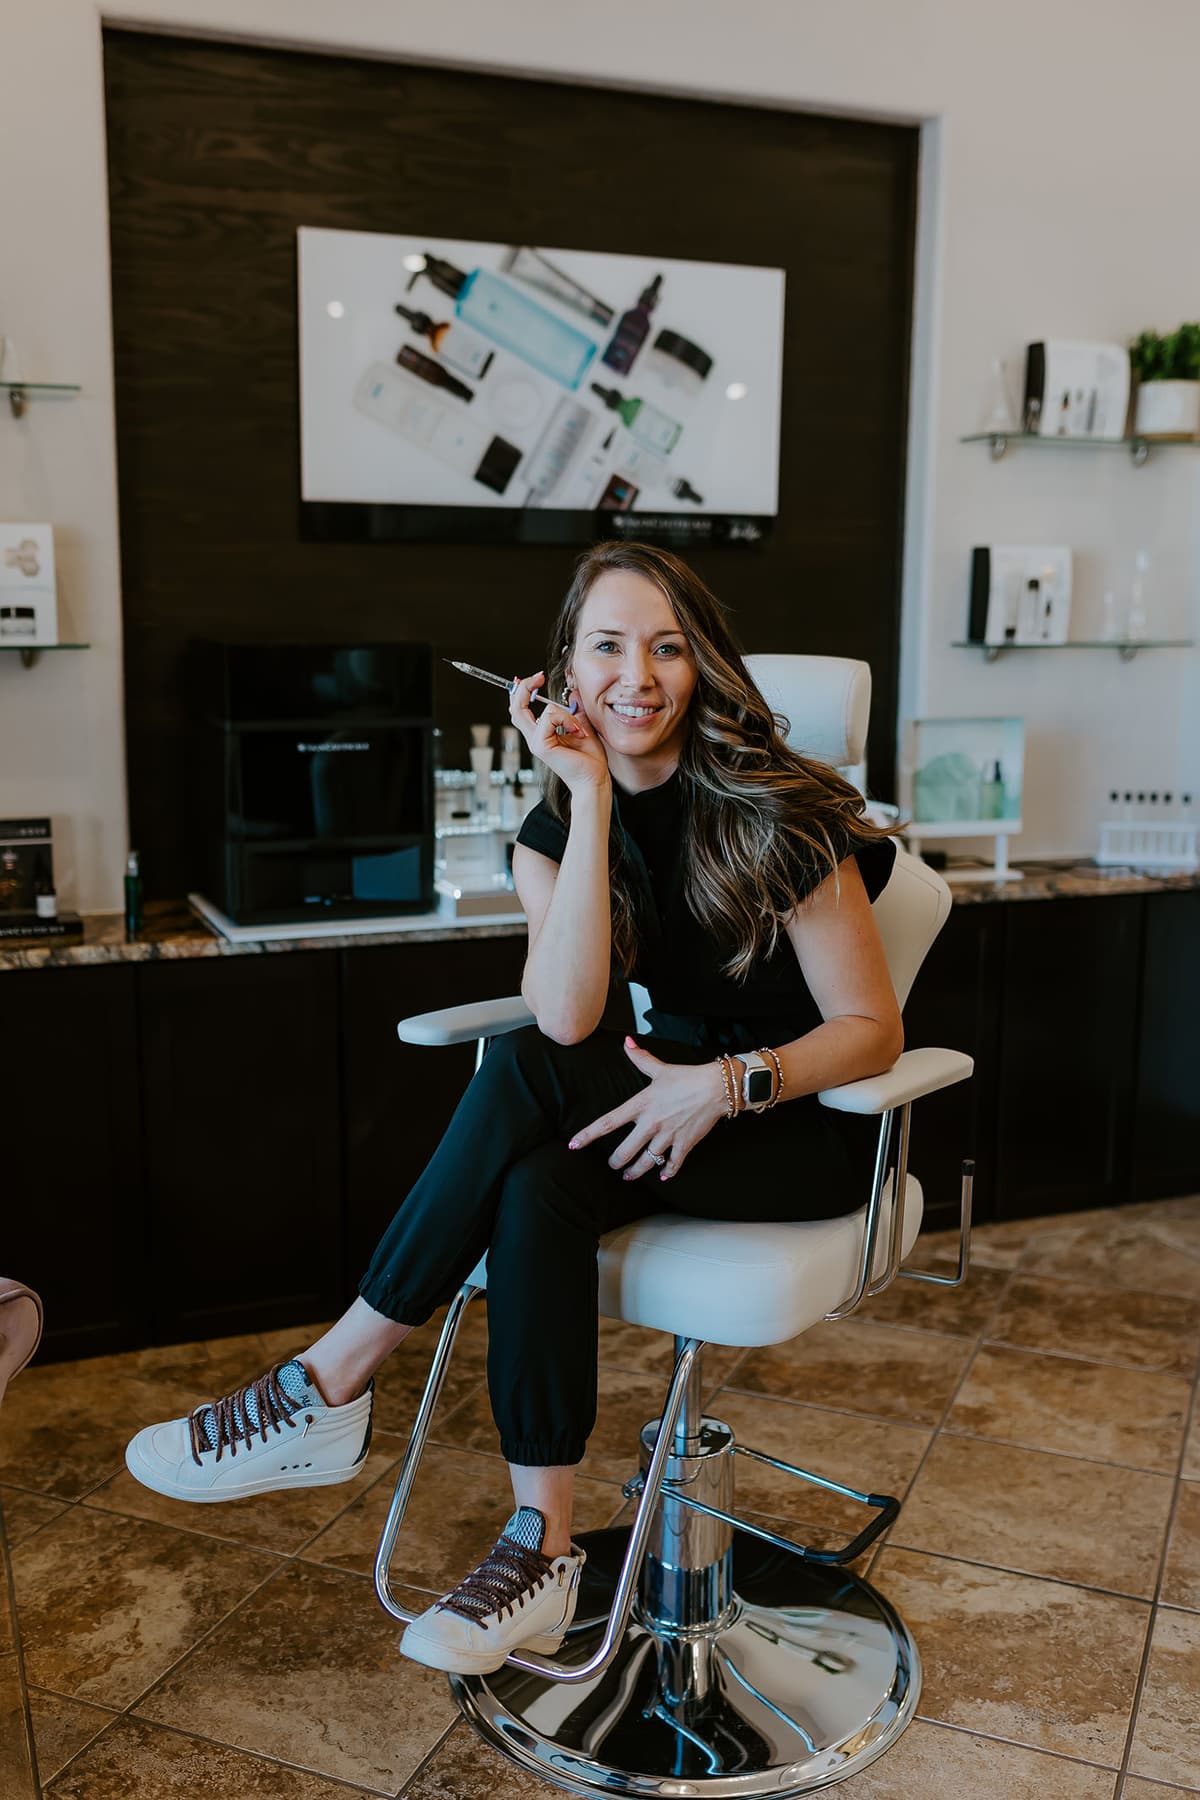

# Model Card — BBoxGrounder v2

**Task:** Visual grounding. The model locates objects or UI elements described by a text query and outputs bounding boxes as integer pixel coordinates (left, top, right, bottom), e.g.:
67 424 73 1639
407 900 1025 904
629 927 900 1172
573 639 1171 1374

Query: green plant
1129 322 1200 382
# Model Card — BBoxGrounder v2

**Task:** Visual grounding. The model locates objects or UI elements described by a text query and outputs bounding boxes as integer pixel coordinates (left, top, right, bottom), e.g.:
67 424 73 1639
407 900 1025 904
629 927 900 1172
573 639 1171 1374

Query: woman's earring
561 682 572 704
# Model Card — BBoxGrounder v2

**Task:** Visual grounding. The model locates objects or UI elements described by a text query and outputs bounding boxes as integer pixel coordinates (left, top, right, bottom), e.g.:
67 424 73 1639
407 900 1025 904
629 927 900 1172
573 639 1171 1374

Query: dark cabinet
10 885 1200 1364
340 936 528 1284
0 967 144 1358
994 898 1141 1220
138 953 342 1341
1134 889 1200 1199
901 904 1003 1231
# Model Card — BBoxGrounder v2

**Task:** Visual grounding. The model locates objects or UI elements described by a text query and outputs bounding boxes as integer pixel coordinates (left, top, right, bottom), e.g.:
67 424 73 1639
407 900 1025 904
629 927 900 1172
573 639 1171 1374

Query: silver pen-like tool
445 659 577 714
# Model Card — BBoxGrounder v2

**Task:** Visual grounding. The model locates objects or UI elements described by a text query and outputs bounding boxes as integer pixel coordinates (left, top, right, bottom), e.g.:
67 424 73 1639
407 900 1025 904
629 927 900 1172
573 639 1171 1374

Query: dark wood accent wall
104 31 917 899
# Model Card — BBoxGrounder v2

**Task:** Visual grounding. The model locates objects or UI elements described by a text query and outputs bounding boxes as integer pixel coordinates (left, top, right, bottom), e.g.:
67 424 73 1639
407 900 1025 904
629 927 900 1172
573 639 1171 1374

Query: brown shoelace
187 1362 309 1466
437 1532 556 1629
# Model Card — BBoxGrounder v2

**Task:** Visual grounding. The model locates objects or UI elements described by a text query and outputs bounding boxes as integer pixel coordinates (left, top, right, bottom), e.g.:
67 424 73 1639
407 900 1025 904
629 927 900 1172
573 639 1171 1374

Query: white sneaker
400 1506 586 1675
124 1358 373 1503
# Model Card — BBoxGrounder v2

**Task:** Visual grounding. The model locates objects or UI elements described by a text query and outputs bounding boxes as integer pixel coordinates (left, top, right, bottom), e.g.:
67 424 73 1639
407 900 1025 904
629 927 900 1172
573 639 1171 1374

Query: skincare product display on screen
298 226 783 544
0 524 58 648
1022 341 1130 440
968 545 1073 646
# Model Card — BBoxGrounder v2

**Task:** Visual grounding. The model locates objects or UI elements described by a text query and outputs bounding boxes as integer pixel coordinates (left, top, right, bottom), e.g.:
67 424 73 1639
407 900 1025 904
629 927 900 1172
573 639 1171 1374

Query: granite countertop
2 861 1197 971
944 860 1200 905
0 900 528 972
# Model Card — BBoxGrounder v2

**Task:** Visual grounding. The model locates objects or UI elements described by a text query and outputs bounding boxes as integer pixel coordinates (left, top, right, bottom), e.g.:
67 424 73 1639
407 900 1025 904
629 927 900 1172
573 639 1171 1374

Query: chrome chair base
453 1524 921 1799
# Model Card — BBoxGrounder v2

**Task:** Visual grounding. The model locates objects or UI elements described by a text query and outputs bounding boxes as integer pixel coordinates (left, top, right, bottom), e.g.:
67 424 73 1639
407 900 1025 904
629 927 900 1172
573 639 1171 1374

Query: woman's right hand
509 671 611 797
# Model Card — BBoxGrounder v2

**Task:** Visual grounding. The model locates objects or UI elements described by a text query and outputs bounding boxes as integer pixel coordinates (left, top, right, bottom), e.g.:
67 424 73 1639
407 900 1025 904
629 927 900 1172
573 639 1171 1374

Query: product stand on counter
433 763 540 917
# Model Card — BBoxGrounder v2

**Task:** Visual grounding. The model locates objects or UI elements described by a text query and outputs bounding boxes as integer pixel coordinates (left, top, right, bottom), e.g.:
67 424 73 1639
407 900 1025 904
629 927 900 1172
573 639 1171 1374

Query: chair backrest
744 653 871 769
871 847 951 1008
627 653 951 1027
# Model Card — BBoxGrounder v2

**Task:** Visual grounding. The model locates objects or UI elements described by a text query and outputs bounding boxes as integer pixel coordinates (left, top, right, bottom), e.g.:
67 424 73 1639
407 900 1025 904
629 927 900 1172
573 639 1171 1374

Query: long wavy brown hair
540 541 897 982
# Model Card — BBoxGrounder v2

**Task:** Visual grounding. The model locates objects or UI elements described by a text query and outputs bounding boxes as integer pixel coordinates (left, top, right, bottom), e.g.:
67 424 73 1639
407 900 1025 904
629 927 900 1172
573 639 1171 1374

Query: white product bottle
499 726 521 783
1039 566 1057 641
1101 590 1121 643
1126 550 1151 641
982 358 1017 432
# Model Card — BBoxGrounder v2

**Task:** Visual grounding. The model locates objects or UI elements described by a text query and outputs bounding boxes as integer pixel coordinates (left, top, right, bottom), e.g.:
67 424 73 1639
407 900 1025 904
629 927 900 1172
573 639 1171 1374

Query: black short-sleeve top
515 768 896 1054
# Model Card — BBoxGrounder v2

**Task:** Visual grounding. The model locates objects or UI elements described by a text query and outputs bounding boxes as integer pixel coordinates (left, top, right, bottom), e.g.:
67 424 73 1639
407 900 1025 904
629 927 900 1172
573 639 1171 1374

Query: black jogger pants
358 1025 865 1466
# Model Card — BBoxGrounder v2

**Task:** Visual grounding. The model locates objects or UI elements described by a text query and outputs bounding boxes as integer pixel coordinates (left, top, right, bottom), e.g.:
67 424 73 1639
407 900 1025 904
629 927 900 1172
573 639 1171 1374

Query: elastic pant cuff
499 1434 589 1468
356 1277 437 1329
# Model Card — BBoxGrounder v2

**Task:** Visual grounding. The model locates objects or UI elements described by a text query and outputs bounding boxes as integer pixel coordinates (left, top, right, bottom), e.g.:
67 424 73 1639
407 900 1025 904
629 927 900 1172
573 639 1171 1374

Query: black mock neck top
515 767 896 1054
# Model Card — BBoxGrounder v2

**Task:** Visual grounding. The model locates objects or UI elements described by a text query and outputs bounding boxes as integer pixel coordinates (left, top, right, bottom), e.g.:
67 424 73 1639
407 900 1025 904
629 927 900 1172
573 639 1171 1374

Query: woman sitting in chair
126 541 902 1676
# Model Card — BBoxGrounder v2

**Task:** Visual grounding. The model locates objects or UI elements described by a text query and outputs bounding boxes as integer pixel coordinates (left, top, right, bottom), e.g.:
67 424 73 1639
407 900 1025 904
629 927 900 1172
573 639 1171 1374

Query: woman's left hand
568 1038 729 1182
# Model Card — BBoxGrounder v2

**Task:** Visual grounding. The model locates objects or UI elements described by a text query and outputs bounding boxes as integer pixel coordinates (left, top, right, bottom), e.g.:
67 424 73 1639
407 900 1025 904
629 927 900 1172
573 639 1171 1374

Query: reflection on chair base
455 1523 920 1798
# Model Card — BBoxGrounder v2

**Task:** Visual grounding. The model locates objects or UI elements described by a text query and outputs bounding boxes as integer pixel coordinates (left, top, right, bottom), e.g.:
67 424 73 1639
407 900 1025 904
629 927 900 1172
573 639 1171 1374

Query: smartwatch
736 1052 775 1114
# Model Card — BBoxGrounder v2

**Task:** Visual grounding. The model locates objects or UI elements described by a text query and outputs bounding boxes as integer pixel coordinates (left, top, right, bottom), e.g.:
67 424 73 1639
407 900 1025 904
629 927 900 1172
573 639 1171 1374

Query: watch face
747 1067 773 1105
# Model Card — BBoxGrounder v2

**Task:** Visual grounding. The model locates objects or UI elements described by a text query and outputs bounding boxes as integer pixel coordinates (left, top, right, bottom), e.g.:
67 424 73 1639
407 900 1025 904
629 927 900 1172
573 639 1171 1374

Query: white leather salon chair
374 655 974 1797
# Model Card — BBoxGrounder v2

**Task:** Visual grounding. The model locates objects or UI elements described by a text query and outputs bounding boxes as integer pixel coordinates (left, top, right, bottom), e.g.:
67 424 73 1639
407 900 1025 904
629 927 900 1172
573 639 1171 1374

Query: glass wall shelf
952 639 1193 664
1 380 81 419
0 643 90 669
961 429 1199 467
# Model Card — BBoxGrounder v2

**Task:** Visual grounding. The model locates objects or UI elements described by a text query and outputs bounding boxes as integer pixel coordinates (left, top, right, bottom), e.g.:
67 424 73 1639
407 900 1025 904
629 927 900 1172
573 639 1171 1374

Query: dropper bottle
124 850 144 942
394 303 494 380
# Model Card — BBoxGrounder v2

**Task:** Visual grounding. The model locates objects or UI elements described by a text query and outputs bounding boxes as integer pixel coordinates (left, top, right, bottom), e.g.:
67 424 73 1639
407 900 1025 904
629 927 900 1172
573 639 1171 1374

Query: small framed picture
905 716 1024 828
902 717 1026 882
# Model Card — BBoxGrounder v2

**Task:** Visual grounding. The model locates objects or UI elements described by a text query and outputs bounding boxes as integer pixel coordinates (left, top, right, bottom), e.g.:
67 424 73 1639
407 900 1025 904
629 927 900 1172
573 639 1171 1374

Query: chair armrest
818 1047 974 1114
397 995 536 1047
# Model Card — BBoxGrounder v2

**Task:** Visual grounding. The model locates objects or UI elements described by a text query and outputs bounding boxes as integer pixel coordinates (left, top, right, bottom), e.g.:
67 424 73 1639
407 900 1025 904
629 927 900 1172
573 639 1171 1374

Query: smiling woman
529 540 898 987
124 539 902 1681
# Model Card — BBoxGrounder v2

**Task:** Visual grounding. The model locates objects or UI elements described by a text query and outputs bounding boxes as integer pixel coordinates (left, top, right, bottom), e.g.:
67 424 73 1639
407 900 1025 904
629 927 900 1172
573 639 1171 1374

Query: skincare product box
0 818 55 916
969 545 1073 646
0 913 83 944
1023 342 1130 440
0 524 58 647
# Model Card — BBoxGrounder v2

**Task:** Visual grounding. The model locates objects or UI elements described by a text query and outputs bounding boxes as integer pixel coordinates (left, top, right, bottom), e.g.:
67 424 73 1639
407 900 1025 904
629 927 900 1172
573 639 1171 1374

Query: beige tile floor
1 1194 1198 1798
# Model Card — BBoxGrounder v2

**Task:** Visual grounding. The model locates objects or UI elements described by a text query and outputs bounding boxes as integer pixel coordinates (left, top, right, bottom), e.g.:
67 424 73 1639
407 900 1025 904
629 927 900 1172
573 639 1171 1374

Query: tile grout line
1112 1354 1200 1798
12 1204 1199 1794
928 1425 1183 1482
394 1716 464 1798
905 1711 1127 1779
21 1688 115 1790
864 1245 1028 1581
42 1554 292 1792
979 1341 1200 1381
37 1398 548 1793
872 1538 1160 1608
47 1708 393 1797
0 1480 45 1799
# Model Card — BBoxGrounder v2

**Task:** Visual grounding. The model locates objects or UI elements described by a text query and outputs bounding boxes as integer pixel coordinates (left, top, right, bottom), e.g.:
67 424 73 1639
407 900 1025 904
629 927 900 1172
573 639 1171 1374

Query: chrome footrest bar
665 1467 898 1568
621 1437 901 1566
374 1314 706 1686
897 1157 974 1289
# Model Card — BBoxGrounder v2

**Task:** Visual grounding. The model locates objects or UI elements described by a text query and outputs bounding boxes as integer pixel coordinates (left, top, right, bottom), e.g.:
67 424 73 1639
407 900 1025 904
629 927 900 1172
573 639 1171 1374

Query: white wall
3 0 1197 910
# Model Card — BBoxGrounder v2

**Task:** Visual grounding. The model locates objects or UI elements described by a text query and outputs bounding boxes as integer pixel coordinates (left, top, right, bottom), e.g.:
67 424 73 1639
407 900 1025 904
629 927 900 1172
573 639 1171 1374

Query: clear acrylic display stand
904 819 1023 884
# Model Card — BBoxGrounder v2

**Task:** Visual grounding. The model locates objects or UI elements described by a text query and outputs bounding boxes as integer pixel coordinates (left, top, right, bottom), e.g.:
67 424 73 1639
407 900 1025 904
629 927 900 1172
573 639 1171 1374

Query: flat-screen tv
298 226 785 550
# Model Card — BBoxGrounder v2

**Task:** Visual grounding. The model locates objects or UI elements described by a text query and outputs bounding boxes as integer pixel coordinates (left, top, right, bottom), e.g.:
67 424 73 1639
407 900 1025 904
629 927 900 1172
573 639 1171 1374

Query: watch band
737 1051 775 1114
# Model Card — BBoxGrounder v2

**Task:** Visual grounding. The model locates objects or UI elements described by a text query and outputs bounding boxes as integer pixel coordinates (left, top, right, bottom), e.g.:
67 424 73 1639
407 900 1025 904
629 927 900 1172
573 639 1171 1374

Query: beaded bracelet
758 1045 785 1109
717 1053 739 1119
